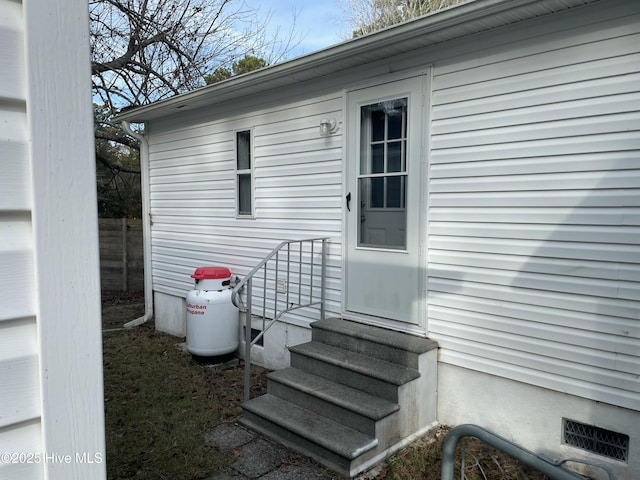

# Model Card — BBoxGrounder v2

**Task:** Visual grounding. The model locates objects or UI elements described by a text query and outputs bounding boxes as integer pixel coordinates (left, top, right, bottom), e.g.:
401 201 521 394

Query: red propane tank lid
191 266 231 280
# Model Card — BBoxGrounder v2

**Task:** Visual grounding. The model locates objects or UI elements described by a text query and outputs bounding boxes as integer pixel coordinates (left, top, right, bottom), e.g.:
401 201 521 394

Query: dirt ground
102 290 146 329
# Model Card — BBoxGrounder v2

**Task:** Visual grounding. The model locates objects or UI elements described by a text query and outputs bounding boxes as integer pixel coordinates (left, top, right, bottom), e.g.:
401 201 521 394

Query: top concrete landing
311 318 438 354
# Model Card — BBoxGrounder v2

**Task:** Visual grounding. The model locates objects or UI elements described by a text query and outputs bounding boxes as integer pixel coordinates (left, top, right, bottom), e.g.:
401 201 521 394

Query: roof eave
114 0 600 123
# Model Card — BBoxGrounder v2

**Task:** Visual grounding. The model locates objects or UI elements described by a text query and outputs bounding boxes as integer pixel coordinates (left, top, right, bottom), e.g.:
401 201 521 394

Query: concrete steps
268 367 399 435
242 394 378 475
240 318 438 477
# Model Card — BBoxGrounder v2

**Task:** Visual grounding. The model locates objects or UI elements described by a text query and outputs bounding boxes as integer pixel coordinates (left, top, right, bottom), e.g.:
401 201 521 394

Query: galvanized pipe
441 424 587 480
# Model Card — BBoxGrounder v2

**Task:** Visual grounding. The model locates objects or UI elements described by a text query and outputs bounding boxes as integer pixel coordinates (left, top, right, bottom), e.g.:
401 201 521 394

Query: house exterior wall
425 4 640 476
149 0 639 407
147 92 345 333
146 0 638 476
427 0 640 413
0 1 106 479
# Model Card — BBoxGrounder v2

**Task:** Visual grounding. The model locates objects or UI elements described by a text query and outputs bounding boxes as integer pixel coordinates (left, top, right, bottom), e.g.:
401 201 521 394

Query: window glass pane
371 144 384 174
371 109 385 142
357 177 368 213
386 176 405 208
387 107 404 140
387 141 403 172
356 97 408 250
238 174 252 215
370 177 384 208
358 179 406 249
236 130 251 170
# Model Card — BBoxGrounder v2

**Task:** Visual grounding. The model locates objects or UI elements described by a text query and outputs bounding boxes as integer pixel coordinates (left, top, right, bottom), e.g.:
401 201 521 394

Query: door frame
341 69 430 336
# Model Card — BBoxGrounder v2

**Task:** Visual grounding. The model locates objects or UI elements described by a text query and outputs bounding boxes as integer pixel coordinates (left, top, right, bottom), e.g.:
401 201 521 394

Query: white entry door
344 75 426 330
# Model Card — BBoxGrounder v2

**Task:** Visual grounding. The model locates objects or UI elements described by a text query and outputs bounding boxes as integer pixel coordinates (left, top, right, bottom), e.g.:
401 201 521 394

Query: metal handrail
441 424 616 480
231 237 329 402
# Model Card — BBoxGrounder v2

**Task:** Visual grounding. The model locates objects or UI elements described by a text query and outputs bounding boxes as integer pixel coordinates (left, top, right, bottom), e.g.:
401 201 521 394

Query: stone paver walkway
203 423 341 480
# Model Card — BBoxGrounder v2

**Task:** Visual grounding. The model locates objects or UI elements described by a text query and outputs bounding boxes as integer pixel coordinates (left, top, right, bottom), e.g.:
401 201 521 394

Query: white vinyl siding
0 1 42 478
147 94 343 325
427 5 640 410
138 0 638 413
1 1 105 478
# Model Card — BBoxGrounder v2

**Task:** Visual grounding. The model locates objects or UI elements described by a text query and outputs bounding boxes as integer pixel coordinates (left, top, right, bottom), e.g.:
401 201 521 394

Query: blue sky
245 0 347 59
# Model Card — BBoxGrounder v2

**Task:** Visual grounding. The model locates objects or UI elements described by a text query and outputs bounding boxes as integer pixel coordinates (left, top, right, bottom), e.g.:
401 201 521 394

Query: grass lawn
103 323 269 479
102 291 554 480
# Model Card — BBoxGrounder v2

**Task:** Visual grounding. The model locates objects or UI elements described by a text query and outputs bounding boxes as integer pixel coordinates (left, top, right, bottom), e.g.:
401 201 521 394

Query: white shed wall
0 1 42 478
148 93 344 328
427 1 640 411
1 0 106 478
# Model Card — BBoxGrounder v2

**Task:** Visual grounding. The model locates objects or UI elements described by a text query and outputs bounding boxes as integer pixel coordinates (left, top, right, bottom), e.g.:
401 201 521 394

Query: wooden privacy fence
99 218 144 291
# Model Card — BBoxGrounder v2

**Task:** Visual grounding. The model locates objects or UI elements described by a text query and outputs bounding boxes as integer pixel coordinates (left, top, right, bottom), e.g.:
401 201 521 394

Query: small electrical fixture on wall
319 118 339 137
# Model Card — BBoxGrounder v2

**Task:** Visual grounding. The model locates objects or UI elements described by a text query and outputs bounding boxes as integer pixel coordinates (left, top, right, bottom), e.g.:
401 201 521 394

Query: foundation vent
243 326 264 347
563 419 629 462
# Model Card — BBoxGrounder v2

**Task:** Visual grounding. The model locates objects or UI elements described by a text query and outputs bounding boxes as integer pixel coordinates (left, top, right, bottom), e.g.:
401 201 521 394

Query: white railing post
243 277 252 403
320 239 327 321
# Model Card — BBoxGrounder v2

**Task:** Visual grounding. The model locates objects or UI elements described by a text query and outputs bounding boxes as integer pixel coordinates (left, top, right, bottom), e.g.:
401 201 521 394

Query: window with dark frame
236 129 253 216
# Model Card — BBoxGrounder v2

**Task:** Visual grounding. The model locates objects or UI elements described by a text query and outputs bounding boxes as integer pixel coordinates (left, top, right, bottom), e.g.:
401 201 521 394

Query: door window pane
371 144 384 174
386 176 404 208
370 177 384 208
371 109 385 142
387 108 404 139
357 177 406 248
357 98 408 250
387 141 403 172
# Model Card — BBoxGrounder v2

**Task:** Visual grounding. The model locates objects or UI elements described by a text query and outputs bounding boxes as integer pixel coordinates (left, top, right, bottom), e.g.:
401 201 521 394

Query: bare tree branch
95 129 140 150
90 0 300 112
336 0 467 38
96 152 141 174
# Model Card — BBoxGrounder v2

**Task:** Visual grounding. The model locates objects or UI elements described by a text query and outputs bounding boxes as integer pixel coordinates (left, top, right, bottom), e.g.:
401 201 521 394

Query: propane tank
186 266 238 356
